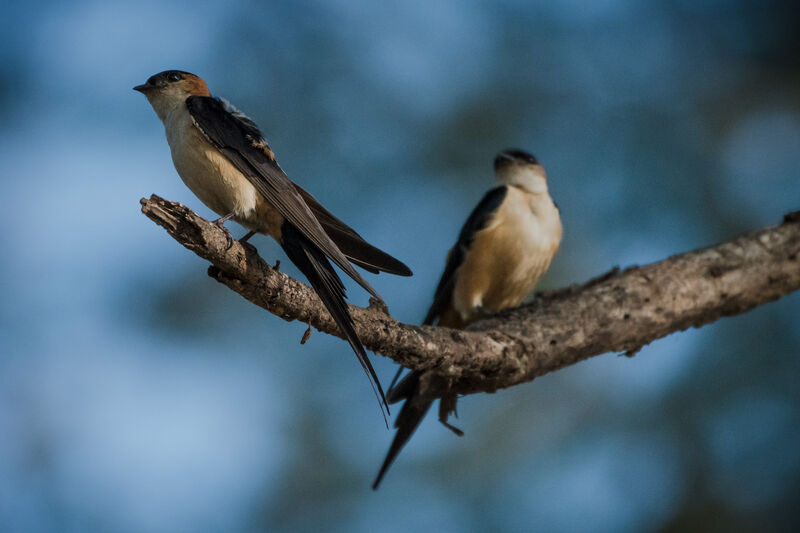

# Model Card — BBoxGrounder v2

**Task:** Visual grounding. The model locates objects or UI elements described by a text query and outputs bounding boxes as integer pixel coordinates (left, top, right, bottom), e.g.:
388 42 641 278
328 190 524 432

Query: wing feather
281 222 389 418
294 184 412 276
185 96 383 299
423 186 508 325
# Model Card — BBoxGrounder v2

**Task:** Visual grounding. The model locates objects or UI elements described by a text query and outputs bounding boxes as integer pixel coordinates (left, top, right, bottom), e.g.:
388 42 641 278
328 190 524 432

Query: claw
474 305 492 318
218 227 234 250
213 213 235 250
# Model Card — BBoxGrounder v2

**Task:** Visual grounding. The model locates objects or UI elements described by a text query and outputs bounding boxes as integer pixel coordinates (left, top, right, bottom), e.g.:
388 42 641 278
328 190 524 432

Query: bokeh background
1 0 799 531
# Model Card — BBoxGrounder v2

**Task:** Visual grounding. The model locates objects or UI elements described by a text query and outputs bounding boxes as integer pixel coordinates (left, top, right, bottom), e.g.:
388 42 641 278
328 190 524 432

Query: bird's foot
213 213 235 250
474 305 493 318
368 297 390 315
239 230 256 243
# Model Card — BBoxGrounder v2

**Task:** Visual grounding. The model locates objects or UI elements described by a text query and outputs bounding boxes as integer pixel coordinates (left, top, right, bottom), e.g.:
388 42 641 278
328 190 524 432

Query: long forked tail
293 184 413 277
372 371 432 489
280 222 389 423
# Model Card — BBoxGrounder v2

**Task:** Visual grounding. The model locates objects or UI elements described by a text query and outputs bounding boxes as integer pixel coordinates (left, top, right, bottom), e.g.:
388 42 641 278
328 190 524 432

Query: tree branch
141 195 800 396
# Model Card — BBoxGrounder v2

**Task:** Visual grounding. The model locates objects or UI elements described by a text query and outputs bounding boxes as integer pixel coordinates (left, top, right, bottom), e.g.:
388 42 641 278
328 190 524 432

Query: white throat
146 92 188 123
498 165 549 195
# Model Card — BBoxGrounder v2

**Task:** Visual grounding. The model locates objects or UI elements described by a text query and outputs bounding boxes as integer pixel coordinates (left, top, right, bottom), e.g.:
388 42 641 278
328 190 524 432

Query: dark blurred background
1 0 799 531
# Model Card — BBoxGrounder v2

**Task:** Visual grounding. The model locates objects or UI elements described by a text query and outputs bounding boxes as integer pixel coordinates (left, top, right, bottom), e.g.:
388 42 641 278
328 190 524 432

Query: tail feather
280 222 389 422
387 366 406 398
293 184 413 277
387 369 420 404
372 371 433 490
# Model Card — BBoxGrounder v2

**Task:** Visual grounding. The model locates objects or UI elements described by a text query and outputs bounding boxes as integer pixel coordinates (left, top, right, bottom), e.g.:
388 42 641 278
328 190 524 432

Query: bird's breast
163 110 262 227
453 186 562 318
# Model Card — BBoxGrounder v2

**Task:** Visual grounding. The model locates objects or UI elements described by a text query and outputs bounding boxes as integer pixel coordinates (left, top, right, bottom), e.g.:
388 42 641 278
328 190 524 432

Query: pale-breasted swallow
134 70 412 418
373 149 562 488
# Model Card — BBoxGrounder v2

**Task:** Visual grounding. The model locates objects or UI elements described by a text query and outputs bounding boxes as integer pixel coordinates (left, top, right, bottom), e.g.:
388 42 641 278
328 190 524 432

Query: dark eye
167 72 182 82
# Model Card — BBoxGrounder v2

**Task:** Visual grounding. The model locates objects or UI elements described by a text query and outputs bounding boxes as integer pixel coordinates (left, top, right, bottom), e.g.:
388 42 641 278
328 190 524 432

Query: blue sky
1 1 799 531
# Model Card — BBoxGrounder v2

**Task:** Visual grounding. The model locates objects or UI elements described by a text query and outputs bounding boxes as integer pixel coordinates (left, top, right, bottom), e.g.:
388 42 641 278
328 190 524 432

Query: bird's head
134 70 210 120
493 149 548 194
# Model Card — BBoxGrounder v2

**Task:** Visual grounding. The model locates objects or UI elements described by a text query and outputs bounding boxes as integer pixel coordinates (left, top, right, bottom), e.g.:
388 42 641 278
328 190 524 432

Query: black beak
133 83 150 93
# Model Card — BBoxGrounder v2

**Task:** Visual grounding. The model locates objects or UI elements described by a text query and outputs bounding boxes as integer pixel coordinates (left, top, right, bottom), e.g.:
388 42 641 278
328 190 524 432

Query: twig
141 195 800 397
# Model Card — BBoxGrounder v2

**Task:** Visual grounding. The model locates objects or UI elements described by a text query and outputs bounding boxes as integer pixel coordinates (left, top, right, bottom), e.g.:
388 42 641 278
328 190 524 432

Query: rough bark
141 195 800 396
